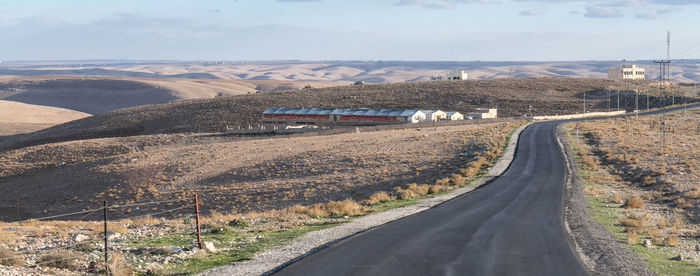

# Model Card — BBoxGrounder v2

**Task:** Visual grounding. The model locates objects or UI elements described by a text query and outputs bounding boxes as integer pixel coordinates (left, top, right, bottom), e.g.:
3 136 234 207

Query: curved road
275 121 587 275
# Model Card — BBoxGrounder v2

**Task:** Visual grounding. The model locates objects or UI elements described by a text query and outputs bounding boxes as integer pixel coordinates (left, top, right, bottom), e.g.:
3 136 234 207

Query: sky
1 0 699 61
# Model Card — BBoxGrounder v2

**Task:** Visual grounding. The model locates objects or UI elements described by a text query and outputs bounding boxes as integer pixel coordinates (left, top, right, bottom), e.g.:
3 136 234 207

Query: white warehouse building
608 64 645 80
262 108 426 126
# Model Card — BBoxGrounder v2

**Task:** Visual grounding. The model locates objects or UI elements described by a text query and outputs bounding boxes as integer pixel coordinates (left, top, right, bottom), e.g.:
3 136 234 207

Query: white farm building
262 108 426 126
608 64 645 80
466 108 497 119
421 110 447 121
445 111 464 120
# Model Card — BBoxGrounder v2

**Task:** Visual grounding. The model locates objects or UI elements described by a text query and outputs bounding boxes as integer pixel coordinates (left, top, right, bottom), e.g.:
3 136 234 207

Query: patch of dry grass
0 247 24 267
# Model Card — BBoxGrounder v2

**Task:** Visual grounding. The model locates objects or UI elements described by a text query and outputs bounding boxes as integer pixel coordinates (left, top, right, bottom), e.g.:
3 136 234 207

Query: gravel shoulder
557 125 656 276
201 123 531 276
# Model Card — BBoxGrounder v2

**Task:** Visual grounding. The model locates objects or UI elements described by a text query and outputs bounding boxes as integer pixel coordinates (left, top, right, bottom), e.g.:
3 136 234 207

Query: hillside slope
1 77 696 151
0 100 90 135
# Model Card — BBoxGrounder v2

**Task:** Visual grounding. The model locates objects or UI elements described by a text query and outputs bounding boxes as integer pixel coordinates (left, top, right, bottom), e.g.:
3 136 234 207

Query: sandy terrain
0 122 518 221
0 100 90 135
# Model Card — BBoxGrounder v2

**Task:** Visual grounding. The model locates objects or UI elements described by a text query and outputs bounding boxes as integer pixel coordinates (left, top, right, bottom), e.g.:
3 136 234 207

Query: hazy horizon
1 1 699 61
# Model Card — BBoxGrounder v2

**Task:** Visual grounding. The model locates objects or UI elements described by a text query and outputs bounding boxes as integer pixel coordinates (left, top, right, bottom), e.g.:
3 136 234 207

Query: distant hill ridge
3 77 695 151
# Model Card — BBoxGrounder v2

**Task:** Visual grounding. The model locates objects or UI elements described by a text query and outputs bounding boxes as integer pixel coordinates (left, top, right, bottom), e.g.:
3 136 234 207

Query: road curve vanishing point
275 121 588 276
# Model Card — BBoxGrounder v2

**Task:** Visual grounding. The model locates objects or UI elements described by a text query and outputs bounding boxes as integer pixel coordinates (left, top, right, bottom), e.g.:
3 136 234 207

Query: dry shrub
324 200 365 217
131 215 163 225
0 247 24 267
624 197 644 209
584 185 602 196
673 198 692 208
37 250 81 269
670 217 685 229
664 236 680 247
651 237 665 246
626 231 638 245
393 186 417 200
365 191 391 205
434 177 450 186
406 183 430 195
107 252 132 276
621 218 641 230
92 223 128 234
609 193 624 204
428 185 444 194
297 204 328 217
448 174 465 186
655 218 668 228
684 188 700 199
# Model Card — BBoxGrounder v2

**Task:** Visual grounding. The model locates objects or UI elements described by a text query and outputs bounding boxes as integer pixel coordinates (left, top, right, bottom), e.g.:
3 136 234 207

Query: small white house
420 110 447 121
447 70 468 80
445 111 464 120
466 108 497 119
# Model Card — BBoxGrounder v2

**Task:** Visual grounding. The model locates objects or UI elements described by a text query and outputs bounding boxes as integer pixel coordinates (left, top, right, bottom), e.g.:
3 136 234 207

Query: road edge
201 122 532 276
556 124 656 276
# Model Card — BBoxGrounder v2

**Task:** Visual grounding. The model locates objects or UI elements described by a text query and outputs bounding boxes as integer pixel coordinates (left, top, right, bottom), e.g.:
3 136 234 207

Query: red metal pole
194 193 202 249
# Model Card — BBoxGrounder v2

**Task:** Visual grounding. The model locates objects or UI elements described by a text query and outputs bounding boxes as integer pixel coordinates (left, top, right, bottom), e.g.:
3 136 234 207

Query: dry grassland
565 107 700 271
0 121 521 274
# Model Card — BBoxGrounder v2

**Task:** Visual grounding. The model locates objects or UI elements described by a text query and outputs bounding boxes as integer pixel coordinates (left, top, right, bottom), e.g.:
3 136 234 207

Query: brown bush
609 193 624 204
406 183 430 195
365 191 391 205
673 198 692 208
624 197 644 209
448 174 465 186
434 177 450 186
651 237 665 246
107 252 132 276
37 250 81 269
664 236 680 247
324 199 365 217
428 185 443 194
621 218 642 230
0 247 24 267
626 231 638 245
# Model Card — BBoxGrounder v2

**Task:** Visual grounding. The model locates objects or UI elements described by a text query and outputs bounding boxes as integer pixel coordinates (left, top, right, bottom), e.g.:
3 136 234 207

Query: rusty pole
194 193 202 249
103 200 108 275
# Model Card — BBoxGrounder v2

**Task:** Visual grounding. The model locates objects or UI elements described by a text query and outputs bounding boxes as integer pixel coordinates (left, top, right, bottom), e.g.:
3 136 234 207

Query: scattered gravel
201 123 531 276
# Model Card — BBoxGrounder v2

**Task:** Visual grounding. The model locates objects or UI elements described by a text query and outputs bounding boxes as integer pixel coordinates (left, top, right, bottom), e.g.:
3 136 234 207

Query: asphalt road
275 121 587 276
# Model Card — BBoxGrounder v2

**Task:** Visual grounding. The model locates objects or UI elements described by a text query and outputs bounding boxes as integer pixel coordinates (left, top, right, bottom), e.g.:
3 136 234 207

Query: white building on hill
447 70 468 80
608 64 645 80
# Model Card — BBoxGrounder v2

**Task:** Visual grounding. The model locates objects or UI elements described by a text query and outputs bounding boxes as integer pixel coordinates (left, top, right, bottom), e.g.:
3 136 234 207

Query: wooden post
194 193 202 249
103 201 108 275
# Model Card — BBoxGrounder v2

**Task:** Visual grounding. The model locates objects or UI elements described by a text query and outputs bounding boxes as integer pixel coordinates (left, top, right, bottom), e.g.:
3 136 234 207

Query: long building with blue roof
262 107 426 126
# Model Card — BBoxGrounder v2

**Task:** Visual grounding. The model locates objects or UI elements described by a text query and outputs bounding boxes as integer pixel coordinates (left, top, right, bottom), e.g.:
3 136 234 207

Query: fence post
103 200 108 275
194 193 202 249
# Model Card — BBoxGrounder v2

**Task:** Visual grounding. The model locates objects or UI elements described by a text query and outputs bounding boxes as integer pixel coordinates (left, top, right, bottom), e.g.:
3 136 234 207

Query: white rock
203 241 216 253
106 232 122 241
72 233 90 242
642 239 654 248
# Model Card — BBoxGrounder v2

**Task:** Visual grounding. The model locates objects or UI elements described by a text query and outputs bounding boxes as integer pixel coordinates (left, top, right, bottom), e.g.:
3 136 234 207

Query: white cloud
394 0 500 9
519 8 545 16
584 6 624 18
635 8 675 19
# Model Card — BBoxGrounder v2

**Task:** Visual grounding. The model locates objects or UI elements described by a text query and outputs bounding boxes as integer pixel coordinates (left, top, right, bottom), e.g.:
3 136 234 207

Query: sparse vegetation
564 107 700 275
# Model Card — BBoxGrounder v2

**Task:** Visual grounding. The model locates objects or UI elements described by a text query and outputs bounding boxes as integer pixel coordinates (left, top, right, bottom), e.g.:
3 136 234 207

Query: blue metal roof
263 107 422 117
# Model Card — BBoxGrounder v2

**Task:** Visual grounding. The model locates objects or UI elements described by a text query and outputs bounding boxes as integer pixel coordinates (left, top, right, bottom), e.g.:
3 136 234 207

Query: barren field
3 77 694 151
0 100 90 135
0 121 520 221
564 107 700 274
0 121 520 275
